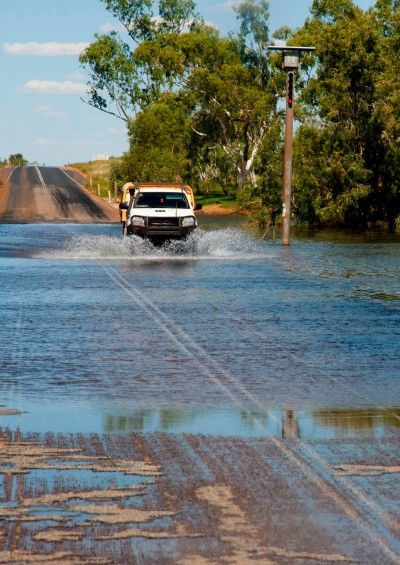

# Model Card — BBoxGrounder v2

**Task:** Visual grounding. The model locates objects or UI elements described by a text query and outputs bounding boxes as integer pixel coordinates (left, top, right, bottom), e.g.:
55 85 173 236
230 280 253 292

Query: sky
0 0 374 165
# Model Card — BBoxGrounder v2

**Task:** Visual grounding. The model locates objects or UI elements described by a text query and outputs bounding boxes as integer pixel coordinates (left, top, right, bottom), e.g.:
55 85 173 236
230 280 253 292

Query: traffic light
287 72 294 108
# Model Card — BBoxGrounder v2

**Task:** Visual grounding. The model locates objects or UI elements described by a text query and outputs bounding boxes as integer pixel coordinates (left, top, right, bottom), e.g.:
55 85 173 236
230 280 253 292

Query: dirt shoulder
199 203 238 215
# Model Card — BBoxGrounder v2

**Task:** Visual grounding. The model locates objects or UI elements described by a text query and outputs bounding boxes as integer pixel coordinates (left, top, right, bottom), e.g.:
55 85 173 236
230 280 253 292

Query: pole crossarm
267 45 316 52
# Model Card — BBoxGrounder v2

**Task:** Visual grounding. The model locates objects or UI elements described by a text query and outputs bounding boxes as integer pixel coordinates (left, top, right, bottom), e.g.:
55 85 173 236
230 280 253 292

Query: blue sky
0 0 374 165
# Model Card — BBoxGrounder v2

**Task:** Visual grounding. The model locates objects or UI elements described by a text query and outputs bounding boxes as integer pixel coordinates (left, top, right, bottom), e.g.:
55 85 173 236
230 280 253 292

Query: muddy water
0 221 399 440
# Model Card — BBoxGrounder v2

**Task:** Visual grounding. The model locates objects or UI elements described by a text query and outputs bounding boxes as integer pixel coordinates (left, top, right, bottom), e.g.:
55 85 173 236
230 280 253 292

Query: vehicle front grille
148 217 180 227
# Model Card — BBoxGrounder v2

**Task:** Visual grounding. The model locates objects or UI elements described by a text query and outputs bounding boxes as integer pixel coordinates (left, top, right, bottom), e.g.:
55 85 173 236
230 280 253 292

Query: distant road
0 166 118 223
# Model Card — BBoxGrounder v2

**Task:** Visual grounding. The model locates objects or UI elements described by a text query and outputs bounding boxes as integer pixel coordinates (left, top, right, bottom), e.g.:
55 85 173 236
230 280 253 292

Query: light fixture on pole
268 44 316 245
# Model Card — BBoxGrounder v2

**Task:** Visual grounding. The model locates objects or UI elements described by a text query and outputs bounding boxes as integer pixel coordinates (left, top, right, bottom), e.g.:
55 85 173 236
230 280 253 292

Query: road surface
0 169 399 563
0 166 117 223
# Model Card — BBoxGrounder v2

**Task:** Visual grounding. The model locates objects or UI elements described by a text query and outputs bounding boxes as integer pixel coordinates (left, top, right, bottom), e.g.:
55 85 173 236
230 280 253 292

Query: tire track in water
103 264 400 563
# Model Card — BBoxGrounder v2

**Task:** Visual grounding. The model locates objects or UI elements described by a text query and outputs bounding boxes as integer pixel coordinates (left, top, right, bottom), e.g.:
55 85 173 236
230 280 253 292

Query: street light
268 44 316 245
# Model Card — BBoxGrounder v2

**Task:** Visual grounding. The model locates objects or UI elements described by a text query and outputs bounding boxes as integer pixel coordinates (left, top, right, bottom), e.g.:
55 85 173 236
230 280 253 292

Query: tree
188 50 278 191
82 0 280 197
8 154 27 166
289 0 396 226
185 0 279 191
122 93 191 181
372 0 400 227
80 0 199 121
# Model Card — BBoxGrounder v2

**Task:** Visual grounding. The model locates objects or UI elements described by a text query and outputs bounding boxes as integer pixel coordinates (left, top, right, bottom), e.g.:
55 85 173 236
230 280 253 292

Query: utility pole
268 44 315 245
283 68 295 245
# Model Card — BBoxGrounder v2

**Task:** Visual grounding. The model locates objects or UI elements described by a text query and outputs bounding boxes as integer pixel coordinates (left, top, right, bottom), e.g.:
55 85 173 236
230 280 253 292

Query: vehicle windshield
134 192 190 209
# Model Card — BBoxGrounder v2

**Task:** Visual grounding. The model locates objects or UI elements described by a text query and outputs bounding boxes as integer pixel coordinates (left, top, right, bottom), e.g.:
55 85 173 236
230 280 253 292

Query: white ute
119 183 202 240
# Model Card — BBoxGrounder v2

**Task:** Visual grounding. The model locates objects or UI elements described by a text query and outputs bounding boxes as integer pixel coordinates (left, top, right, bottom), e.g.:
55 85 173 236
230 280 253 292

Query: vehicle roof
135 187 187 193
134 182 191 191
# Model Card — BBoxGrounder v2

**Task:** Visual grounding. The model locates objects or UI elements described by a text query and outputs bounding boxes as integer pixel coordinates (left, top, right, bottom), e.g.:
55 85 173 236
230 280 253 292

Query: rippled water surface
0 222 399 439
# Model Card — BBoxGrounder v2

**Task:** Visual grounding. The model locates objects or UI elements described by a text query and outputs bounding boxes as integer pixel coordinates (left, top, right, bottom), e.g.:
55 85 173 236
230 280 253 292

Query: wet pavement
0 222 399 563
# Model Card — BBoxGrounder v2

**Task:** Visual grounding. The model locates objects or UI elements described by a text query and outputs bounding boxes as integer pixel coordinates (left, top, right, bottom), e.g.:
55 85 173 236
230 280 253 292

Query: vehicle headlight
181 216 196 228
131 216 146 227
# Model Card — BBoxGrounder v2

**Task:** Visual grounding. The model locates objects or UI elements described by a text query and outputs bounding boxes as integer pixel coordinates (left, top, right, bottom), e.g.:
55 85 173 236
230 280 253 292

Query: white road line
35 165 46 188
58 167 87 191
6 167 16 183
59 167 115 210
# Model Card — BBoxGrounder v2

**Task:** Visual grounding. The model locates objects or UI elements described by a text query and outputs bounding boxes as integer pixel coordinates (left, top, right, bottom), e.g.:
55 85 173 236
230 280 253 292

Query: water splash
39 229 269 261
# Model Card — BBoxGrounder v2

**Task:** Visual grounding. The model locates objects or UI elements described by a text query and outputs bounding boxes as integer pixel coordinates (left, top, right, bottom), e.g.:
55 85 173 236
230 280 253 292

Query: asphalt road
0 166 117 223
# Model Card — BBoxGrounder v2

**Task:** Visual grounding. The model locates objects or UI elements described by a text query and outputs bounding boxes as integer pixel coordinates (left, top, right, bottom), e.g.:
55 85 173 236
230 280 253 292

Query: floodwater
0 220 399 441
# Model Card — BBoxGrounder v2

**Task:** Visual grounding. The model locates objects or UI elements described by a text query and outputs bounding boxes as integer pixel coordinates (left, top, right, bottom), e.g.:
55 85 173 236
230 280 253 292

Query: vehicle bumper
126 225 196 239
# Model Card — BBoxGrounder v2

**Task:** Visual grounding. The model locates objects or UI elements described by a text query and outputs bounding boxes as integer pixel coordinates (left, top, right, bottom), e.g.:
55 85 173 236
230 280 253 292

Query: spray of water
40 229 269 261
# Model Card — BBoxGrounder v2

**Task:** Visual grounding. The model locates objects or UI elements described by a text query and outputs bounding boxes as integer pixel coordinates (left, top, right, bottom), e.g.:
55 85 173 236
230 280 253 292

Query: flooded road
0 221 399 563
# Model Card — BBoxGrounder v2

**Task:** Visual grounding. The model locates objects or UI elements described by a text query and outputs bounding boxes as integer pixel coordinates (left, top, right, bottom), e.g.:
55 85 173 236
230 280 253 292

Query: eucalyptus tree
373 0 400 227
80 0 199 121
121 93 191 181
187 0 281 192
292 0 400 227
81 0 283 195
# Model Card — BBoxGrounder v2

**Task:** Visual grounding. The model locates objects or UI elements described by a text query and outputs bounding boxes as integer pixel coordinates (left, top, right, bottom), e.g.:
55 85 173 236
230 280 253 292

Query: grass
66 159 119 200
195 193 236 207
66 160 238 209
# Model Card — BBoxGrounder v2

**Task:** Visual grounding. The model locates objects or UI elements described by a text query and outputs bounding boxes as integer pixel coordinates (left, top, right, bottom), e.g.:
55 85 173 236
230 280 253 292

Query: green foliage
80 0 200 120
83 0 400 228
8 153 27 166
292 0 400 227
82 0 278 196
253 120 283 224
67 159 121 198
121 94 190 181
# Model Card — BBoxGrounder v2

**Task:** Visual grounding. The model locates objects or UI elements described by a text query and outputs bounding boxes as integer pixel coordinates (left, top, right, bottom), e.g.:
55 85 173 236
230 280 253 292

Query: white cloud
209 0 238 12
4 42 89 56
24 80 88 94
35 105 66 119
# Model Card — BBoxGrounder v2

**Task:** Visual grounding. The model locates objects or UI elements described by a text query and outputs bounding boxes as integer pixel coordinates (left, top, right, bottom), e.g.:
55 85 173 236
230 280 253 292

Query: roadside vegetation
0 154 28 167
79 0 400 230
66 158 122 200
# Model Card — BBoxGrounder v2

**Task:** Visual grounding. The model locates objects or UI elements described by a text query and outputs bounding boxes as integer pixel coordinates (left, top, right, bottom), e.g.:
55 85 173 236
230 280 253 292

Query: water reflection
1 402 399 439
102 405 400 440
309 407 400 437
103 406 279 437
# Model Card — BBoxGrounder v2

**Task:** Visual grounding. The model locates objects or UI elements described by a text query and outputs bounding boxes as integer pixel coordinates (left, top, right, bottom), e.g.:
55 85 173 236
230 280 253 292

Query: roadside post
268 44 315 245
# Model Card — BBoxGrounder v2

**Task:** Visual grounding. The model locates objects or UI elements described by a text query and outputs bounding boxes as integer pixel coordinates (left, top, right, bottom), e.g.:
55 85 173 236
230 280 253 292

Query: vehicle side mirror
119 202 128 210
194 203 203 211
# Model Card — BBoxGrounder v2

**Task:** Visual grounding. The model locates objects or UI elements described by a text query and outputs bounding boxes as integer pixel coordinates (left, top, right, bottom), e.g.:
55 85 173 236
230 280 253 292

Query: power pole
282 70 295 245
268 44 315 245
